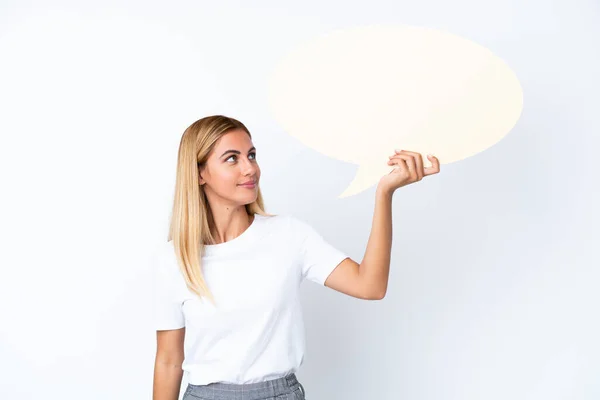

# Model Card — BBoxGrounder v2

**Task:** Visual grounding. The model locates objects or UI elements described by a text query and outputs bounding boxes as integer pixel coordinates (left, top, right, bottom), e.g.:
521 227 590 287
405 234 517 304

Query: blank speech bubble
267 24 524 198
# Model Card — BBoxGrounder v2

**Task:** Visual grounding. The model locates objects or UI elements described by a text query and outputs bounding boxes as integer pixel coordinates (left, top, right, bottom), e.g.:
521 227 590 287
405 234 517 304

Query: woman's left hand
378 149 440 194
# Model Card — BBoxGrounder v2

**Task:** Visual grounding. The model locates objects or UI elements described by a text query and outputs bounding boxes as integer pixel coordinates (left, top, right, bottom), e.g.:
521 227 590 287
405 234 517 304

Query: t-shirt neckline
202 213 264 257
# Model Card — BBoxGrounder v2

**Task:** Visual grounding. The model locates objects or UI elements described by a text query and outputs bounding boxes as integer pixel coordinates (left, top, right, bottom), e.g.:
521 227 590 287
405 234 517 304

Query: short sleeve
291 216 349 285
152 242 185 330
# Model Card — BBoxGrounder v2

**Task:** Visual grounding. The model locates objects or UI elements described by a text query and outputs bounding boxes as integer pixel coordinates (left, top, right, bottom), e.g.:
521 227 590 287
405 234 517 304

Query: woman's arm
153 328 185 400
358 185 394 298
323 186 392 300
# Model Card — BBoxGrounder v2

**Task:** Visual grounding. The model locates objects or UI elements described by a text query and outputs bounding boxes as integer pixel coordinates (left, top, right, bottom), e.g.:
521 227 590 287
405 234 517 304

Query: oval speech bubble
267 24 524 198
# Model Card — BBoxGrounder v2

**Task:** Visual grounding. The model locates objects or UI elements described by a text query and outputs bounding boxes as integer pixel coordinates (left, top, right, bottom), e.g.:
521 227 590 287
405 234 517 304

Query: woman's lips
238 182 256 188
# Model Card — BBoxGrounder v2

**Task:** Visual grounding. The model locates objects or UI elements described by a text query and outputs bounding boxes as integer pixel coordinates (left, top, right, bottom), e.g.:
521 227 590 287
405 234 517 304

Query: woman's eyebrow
219 147 256 158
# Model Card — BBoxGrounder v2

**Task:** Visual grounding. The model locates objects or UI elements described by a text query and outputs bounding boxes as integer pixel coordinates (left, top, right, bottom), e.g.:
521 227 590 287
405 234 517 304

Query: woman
152 115 440 400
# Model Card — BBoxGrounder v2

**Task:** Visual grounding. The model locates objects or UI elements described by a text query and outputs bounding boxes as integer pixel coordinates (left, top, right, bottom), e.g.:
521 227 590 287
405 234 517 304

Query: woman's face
199 129 261 207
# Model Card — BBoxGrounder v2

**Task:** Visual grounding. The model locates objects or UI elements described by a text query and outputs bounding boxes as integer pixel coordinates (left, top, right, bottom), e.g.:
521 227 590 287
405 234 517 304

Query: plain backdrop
0 1 598 399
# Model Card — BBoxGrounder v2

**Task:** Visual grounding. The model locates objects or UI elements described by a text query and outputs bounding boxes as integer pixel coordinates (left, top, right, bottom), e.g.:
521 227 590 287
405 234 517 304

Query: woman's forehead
214 130 254 153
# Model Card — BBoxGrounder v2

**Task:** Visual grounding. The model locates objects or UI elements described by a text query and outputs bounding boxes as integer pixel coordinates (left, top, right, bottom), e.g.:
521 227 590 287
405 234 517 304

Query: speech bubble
267 24 524 198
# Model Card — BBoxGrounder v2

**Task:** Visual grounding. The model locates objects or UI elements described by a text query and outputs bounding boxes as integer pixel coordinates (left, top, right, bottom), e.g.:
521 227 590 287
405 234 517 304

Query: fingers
388 153 417 181
387 156 408 169
389 150 440 177
394 149 424 181
386 156 409 177
424 154 440 175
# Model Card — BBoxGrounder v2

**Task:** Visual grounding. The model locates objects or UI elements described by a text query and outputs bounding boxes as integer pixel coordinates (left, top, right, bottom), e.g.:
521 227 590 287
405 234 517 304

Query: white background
0 1 598 399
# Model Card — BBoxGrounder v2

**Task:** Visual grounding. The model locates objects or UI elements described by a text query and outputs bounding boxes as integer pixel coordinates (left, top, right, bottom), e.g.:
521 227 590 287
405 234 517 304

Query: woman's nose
241 158 257 174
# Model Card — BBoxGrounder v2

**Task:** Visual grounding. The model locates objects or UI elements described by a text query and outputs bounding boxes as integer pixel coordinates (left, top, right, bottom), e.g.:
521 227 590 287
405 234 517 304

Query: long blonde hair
167 115 275 306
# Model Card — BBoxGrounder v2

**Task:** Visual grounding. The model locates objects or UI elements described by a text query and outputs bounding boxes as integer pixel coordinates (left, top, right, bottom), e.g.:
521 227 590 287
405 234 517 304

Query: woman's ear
198 164 206 185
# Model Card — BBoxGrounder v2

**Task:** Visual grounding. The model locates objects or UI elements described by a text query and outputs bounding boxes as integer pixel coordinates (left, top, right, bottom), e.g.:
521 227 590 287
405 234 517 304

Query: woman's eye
227 153 256 162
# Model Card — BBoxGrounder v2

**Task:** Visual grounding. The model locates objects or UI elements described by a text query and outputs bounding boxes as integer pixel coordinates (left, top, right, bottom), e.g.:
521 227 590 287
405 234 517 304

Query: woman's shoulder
264 213 314 235
254 212 289 230
253 212 304 233
277 213 306 226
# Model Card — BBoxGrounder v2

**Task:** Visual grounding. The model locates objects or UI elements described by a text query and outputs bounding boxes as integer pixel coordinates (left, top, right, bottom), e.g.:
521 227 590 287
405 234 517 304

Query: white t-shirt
152 213 349 385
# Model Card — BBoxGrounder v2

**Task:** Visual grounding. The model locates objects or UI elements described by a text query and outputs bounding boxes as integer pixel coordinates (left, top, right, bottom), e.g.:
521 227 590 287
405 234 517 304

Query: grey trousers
182 373 307 400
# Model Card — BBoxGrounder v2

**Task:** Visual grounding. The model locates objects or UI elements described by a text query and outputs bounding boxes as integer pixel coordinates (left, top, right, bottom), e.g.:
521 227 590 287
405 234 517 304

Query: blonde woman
152 115 440 400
